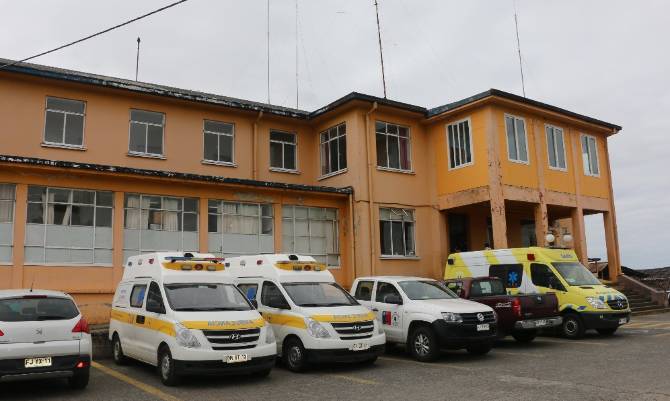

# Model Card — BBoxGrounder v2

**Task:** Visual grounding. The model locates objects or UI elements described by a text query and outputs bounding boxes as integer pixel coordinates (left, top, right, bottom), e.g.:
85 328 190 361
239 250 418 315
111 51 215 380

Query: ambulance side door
371 281 404 342
258 281 293 349
137 281 168 364
125 280 149 359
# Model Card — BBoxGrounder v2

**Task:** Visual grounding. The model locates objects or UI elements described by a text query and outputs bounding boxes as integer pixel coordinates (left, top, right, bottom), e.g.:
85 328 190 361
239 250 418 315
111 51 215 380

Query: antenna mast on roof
135 37 141 81
513 0 526 97
373 0 387 99
295 0 300 109
267 0 271 104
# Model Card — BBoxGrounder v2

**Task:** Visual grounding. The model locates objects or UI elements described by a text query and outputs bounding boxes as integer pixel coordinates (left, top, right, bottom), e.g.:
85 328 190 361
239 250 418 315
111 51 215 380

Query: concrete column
10 184 27 288
534 202 549 247
490 200 508 249
273 202 283 253
486 107 507 249
571 207 588 266
111 191 125 286
198 197 209 252
532 117 549 247
603 211 620 280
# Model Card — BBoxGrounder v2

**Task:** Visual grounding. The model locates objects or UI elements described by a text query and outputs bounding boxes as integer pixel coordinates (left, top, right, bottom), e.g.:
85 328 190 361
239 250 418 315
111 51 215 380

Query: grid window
376 121 411 171
270 131 297 171
43 97 85 147
0 184 16 263
203 120 235 164
208 201 274 257
123 194 198 261
545 125 567 170
282 205 339 267
447 119 473 169
320 123 347 176
379 207 416 257
129 109 165 156
581 135 600 176
24 186 113 265
505 115 528 163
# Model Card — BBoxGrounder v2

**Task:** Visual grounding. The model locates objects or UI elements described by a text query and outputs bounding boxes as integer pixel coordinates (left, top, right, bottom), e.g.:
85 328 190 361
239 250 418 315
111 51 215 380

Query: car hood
410 298 494 314
569 285 627 300
302 305 376 322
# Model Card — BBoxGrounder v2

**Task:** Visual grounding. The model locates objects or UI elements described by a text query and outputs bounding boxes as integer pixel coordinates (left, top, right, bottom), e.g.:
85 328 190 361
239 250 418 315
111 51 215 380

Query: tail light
0 329 4 336
512 298 522 318
72 317 90 334
76 361 89 369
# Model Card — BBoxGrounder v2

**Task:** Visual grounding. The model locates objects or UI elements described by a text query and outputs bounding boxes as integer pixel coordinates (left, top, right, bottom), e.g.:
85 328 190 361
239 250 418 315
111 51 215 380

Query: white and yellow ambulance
225 254 386 372
109 252 276 386
444 247 631 339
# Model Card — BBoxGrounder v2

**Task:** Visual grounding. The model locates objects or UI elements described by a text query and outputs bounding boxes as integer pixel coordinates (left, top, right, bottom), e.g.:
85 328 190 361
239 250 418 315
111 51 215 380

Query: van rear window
0 297 79 322
489 264 523 289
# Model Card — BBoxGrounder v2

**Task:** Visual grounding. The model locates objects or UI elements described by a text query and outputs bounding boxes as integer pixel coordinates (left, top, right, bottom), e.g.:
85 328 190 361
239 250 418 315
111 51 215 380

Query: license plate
476 324 490 332
535 319 547 327
24 357 52 368
619 318 627 325
224 354 249 364
350 342 370 351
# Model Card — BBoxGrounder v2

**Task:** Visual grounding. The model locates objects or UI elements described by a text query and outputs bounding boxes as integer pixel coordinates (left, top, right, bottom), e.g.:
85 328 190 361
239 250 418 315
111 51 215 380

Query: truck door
352 280 375 310
371 281 404 342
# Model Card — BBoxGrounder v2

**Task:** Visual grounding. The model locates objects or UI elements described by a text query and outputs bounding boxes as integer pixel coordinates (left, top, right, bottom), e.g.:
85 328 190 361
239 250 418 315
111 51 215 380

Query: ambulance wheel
283 337 308 373
158 347 180 386
561 313 585 339
512 330 537 343
596 327 618 336
466 342 492 356
112 334 127 365
408 326 439 362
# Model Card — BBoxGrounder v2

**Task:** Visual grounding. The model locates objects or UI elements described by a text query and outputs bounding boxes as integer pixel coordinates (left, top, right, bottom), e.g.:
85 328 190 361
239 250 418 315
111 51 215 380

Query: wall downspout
365 102 378 276
348 192 357 286
252 111 263 180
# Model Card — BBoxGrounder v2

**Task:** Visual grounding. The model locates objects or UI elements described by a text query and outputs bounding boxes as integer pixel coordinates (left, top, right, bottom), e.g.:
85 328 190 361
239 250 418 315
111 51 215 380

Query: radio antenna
373 0 387 98
266 0 271 104
295 0 300 109
513 0 526 97
135 37 141 81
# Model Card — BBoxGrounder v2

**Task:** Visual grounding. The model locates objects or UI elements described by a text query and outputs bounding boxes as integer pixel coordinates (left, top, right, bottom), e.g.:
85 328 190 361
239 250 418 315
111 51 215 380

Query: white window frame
545 124 567 171
581 134 600 177
0 183 16 265
269 130 298 173
282 205 340 268
42 96 86 149
375 121 413 172
202 120 236 166
379 207 417 258
446 118 474 170
128 109 165 158
319 123 347 178
207 200 273 257
504 114 529 164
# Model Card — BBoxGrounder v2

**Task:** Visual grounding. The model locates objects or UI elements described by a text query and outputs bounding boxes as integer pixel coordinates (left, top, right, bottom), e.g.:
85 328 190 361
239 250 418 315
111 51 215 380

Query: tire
408 326 440 362
158 347 180 386
512 330 537 343
561 313 585 339
112 334 127 365
68 366 90 390
596 327 618 336
466 342 492 356
282 337 308 373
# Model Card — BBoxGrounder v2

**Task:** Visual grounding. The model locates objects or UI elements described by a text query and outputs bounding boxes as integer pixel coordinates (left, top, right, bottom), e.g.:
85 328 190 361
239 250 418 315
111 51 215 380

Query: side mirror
250 299 258 309
146 299 165 314
384 294 403 305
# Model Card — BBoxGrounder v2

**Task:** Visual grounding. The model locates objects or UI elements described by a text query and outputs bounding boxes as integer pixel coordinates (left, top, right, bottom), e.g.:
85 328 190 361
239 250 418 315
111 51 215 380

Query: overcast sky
1 0 668 269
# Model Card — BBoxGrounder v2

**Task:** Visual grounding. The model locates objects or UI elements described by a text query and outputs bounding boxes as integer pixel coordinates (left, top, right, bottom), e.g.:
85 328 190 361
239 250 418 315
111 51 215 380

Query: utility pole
374 0 387 99
135 37 141 81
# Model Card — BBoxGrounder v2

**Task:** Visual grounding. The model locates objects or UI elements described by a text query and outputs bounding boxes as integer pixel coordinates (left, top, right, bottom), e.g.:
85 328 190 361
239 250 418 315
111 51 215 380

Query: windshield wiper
37 315 68 320
297 303 323 307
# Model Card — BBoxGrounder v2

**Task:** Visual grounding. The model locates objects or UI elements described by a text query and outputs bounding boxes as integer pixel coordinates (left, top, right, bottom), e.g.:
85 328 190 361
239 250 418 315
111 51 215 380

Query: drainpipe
365 102 378 276
348 192 357 286
252 111 263 180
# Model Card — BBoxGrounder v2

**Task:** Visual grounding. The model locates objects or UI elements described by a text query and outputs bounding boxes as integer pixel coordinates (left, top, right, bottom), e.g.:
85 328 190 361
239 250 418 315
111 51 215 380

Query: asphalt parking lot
3 313 670 401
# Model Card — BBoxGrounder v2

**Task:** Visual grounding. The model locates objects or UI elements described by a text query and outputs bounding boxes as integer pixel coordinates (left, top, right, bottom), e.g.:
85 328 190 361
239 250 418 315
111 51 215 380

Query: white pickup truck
351 276 497 362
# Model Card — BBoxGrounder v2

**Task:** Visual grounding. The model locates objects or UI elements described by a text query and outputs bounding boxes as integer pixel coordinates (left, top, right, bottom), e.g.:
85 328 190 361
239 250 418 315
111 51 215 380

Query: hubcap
565 320 577 334
414 333 430 356
161 354 170 378
288 345 302 367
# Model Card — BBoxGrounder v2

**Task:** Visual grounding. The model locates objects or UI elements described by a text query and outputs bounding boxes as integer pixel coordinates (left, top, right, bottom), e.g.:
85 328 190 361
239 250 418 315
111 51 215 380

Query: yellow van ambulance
109 252 276 386
226 254 386 372
444 247 631 339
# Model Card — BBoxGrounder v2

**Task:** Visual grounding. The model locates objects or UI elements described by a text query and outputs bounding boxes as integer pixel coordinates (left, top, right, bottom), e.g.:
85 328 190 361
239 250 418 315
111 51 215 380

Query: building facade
0 60 622 323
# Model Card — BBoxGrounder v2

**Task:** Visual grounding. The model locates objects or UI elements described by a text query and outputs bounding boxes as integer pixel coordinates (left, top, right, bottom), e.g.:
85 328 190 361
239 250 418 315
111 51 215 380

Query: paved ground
3 312 670 401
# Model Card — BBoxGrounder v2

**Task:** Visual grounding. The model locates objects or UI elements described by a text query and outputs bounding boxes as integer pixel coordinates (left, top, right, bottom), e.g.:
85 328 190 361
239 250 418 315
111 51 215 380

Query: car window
375 282 401 303
489 264 523 288
237 283 259 301
146 282 165 310
446 281 463 296
471 280 506 296
0 296 79 322
261 281 288 307
530 263 564 290
354 281 374 301
130 284 147 308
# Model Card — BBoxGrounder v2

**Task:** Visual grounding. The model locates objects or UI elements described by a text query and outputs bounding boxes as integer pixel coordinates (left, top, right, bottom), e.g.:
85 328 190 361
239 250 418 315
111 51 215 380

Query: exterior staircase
615 285 670 316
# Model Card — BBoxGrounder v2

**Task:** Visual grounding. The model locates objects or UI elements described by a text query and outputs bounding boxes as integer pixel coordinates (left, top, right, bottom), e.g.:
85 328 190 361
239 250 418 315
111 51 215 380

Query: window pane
380 220 392 255
376 133 388 167
270 131 295 143
204 120 232 134
338 135 347 170
219 134 233 163
48 204 70 225
72 190 94 205
448 125 456 168
546 128 557 167
338 124 346 137
51 189 70 203
516 119 527 162
284 144 296 170
96 191 113 206
71 205 94 226
27 203 44 224
95 207 112 227
387 135 400 169
329 137 339 172
321 141 329 175
506 116 517 160
208 214 219 233
270 141 283 168
588 138 599 175
28 186 45 202
261 217 273 234
404 222 415 255
44 111 65 143
204 132 218 161
375 121 386 133
131 110 163 125
387 124 398 135
47 98 84 114
129 123 146 153
183 213 197 232
64 114 84 146
183 198 198 212
399 137 410 170
463 121 471 164
556 131 566 168
147 125 163 155
391 221 404 255
398 126 409 138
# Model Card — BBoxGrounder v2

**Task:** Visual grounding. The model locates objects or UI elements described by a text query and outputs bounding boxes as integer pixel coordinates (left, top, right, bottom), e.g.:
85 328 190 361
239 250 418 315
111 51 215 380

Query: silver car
0 289 92 389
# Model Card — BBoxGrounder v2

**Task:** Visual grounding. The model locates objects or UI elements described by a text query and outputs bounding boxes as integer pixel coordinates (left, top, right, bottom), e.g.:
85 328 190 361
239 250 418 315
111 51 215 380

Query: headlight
264 325 276 344
442 312 463 323
305 318 331 338
586 297 607 309
174 323 201 348
375 320 384 335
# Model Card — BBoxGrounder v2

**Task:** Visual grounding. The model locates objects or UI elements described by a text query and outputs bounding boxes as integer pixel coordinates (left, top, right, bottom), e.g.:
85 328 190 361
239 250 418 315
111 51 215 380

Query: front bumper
174 355 276 376
514 316 563 331
0 355 90 382
432 320 498 349
580 311 631 329
306 344 385 363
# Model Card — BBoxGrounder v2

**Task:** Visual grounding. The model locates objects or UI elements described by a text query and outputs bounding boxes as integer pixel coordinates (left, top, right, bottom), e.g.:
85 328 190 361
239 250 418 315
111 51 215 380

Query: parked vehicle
444 247 631 339
109 252 276 386
0 289 91 389
227 254 386 372
350 276 497 362
444 277 562 342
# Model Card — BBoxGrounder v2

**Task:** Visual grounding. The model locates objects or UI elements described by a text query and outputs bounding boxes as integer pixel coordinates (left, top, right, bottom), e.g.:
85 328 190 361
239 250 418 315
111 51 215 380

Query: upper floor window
379 207 416 257
505 115 528 163
376 121 411 171
129 109 164 157
270 131 297 171
44 97 85 147
0 184 16 263
320 123 347 176
447 119 473 169
581 134 600 176
545 125 566 170
203 120 234 165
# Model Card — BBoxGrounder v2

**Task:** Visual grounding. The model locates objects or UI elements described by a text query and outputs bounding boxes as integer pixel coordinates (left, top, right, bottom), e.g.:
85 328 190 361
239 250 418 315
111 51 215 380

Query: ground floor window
208 200 274 257
0 184 16 263
379 207 416 257
282 205 339 267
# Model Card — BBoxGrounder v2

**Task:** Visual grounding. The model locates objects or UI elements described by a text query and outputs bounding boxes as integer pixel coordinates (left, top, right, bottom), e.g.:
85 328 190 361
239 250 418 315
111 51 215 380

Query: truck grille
330 320 375 340
201 327 260 350
461 312 496 324
607 298 629 310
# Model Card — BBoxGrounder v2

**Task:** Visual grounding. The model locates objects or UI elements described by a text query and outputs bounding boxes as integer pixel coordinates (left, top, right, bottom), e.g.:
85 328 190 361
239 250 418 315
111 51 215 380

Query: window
203 120 234 164
208 201 273 257
261 281 288 307
146 282 165 312
375 282 401 303
470 279 506 296
447 119 473 169
269 131 297 171
237 283 259 301
123 194 198 262
581 135 600 176
505 115 528 163
129 109 164 156
282 205 339 267
379 208 416 257
354 281 374 301
376 121 411 171
130 285 147 308
320 123 347 176
545 125 566 170
0 184 15 263
0 296 79 322
530 263 564 290
25 186 113 265
488 264 523 289
43 97 85 147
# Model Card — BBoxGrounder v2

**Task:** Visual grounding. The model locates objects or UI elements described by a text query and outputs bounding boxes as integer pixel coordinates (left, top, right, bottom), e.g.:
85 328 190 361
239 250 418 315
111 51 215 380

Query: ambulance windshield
283 282 359 307
552 262 601 286
164 283 252 311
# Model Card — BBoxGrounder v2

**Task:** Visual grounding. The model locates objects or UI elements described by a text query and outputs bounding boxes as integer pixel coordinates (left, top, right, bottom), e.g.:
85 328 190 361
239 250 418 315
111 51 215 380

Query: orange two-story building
0 59 622 323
